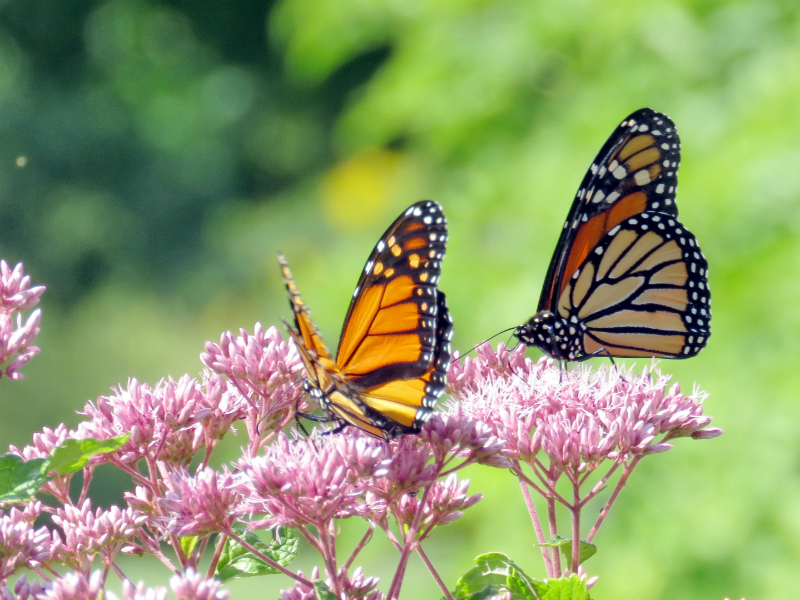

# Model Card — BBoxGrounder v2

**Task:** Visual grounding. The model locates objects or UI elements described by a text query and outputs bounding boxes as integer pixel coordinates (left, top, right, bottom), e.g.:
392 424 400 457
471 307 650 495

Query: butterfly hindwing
557 214 710 358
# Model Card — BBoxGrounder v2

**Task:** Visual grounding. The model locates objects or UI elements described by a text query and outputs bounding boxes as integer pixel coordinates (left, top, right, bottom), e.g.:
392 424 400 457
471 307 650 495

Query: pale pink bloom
391 473 481 532
106 580 167 600
279 567 385 600
201 324 302 433
0 262 45 311
159 467 241 537
51 500 146 570
237 432 384 528
448 343 532 395
453 345 721 473
419 407 511 468
76 374 245 465
169 569 229 600
0 261 44 380
0 575 45 600
36 571 103 600
0 503 51 583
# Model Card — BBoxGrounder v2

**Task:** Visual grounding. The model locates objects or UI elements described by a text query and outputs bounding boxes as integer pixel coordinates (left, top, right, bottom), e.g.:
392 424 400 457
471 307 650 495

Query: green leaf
180 536 199 557
538 536 597 571
215 527 299 582
453 552 546 600
312 580 337 600
47 434 131 474
0 454 51 503
535 575 590 600
506 566 541 600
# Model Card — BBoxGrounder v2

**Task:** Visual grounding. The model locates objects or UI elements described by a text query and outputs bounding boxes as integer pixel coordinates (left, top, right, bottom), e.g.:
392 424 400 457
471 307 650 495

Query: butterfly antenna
454 327 517 362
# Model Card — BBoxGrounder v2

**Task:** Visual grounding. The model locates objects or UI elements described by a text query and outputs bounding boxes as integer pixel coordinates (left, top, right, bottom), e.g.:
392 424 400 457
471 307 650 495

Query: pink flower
279 567 385 600
0 575 45 600
391 473 481 533
237 431 385 528
453 345 721 473
201 324 302 434
169 569 229 600
75 375 246 465
0 503 51 583
36 571 103 600
106 580 167 600
159 467 241 537
51 500 146 570
0 262 44 312
8 425 72 501
0 261 44 380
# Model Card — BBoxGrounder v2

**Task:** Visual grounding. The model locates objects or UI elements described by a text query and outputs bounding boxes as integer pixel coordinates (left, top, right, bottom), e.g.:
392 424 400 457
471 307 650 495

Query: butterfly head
514 311 582 361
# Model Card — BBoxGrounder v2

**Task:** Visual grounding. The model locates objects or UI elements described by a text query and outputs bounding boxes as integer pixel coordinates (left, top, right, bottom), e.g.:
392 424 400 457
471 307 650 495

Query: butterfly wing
335 200 447 388
556 214 710 357
539 108 682 312
278 253 339 395
518 108 710 360
356 290 453 433
279 200 451 439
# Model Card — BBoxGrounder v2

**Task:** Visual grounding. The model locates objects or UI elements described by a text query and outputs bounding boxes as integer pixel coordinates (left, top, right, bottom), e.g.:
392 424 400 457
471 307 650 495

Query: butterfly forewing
540 108 683 311
359 290 453 430
336 201 447 388
279 201 451 440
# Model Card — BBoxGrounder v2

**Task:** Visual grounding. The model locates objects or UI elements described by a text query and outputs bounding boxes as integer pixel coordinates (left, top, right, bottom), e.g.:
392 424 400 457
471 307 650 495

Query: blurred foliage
1 0 800 598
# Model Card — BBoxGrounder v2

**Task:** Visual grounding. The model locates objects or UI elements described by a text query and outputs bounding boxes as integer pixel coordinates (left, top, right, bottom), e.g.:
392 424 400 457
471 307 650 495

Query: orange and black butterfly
514 108 711 360
279 200 452 440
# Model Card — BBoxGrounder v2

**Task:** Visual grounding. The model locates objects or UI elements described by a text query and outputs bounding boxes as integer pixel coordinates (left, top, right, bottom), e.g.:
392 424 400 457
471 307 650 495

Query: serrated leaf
313 580 337 600
538 536 597 571
453 552 513 599
536 574 590 600
453 552 545 600
216 527 299 582
47 434 131 474
506 566 541 600
180 536 199 557
0 454 51 503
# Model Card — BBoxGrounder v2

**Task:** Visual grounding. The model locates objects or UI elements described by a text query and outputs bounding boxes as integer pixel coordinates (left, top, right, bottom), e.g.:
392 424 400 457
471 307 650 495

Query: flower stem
416 543 454 600
571 480 581 574
206 533 228 579
515 470 553 577
344 525 374 571
586 455 641 542
388 484 433 600
547 494 561 574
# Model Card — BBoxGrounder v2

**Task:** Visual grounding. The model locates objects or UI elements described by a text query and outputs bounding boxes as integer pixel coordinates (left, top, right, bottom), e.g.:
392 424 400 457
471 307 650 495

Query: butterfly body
280 200 452 440
515 109 711 360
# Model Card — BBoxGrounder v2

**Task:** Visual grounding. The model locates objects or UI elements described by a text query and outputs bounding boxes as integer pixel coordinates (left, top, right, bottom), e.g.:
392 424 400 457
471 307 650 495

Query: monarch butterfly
279 200 452 440
514 108 711 360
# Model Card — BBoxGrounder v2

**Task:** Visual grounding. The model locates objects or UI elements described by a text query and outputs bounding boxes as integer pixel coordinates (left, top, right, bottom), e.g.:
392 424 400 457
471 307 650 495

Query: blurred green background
1 0 799 598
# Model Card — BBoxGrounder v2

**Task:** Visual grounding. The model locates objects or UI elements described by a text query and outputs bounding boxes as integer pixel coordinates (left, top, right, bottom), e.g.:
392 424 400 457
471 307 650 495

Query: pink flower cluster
0 261 45 380
447 342 722 579
75 374 246 466
201 324 303 443
450 343 721 472
0 503 51 584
